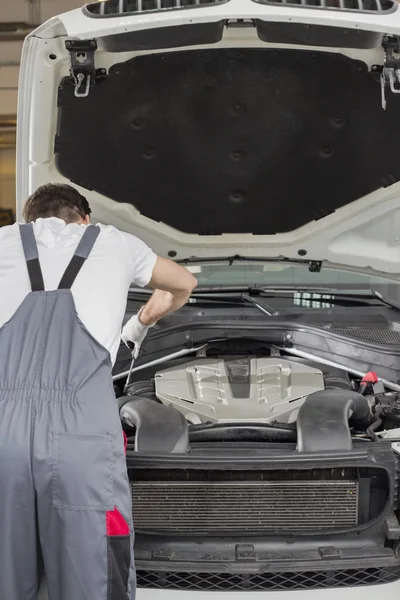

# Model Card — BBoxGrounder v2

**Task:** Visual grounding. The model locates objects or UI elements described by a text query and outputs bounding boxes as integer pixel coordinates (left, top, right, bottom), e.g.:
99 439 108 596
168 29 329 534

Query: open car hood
16 0 400 277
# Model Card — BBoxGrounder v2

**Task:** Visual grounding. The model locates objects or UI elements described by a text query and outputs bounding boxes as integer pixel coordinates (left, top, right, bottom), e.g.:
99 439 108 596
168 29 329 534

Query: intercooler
131 480 359 534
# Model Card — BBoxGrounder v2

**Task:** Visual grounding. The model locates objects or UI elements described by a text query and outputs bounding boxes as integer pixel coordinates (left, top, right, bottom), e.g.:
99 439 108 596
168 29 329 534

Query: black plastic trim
113 318 400 388
189 422 297 443
145 320 400 354
136 564 400 591
297 390 372 452
256 21 384 49
119 396 190 453
127 446 392 469
98 22 225 52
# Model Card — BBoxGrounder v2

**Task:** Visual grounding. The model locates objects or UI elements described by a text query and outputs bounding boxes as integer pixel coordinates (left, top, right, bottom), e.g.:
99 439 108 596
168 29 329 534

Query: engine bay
116 346 400 452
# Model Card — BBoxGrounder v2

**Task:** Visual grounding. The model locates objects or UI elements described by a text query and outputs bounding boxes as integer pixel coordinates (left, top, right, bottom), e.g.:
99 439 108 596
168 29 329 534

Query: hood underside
18 4 400 275
57 47 400 236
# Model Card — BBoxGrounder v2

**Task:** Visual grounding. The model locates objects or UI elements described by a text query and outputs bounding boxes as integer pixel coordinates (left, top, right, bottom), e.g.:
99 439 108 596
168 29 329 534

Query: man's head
22 183 92 224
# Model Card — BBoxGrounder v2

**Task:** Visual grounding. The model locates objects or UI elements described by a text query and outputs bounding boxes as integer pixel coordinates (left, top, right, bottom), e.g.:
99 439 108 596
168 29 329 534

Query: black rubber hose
297 389 372 452
125 380 161 403
119 396 190 453
367 406 383 442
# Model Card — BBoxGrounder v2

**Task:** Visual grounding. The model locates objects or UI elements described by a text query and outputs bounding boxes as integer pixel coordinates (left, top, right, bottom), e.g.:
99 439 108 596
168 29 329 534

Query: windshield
184 262 398 289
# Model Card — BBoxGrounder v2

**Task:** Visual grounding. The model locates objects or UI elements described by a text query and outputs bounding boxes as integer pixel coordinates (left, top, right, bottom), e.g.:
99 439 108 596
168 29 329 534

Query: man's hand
122 257 197 358
121 310 155 359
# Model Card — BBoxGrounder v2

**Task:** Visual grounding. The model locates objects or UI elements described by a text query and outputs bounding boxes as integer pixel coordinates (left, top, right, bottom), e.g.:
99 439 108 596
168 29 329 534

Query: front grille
86 0 229 16
330 328 400 345
132 480 359 534
252 0 396 12
137 566 400 591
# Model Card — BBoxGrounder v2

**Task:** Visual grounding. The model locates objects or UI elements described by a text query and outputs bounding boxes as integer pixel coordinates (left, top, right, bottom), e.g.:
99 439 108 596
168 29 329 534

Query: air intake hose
297 389 372 452
118 396 189 454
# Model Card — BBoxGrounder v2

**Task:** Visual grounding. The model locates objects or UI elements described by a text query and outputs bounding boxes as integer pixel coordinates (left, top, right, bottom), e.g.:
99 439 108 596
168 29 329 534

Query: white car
20 1 400 599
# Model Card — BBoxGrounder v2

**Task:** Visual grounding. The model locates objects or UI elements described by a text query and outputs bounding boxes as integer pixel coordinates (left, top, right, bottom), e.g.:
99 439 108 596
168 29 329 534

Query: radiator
131 480 358 534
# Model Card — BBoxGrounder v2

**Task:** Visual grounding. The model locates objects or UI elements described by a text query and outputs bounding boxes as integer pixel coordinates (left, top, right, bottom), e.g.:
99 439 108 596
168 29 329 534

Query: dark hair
22 183 92 224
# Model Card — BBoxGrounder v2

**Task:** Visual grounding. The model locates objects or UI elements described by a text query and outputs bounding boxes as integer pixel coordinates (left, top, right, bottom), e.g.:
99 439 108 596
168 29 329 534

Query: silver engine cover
154 358 324 424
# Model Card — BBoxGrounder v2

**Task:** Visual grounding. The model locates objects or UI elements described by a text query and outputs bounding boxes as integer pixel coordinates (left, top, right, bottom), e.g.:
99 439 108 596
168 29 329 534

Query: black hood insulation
56 48 400 236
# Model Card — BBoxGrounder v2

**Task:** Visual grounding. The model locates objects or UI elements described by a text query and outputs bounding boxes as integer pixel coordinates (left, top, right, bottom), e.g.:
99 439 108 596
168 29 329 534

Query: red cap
361 371 379 384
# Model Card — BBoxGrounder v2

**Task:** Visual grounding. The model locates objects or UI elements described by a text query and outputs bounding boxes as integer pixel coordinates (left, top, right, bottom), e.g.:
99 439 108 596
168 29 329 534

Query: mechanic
0 183 197 600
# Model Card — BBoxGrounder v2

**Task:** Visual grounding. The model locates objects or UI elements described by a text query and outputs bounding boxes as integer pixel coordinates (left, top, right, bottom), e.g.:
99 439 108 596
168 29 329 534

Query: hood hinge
379 36 400 111
66 39 105 99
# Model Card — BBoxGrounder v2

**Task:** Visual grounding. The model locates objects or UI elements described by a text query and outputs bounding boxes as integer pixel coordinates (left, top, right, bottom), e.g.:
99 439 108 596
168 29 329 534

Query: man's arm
140 257 197 325
122 257 197 357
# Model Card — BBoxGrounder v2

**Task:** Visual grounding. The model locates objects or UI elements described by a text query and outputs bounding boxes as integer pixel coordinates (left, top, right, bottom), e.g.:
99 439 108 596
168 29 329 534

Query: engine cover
154 358 324 424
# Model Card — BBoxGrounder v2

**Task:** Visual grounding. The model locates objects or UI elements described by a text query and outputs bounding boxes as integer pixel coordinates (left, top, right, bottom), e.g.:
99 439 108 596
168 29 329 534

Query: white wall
0 0 84 24
0 1 84 212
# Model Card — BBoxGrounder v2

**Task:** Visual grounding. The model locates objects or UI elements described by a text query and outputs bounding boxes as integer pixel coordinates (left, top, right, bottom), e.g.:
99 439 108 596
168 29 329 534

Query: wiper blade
128 287 278 317
190 291 277 316
240 294 276 316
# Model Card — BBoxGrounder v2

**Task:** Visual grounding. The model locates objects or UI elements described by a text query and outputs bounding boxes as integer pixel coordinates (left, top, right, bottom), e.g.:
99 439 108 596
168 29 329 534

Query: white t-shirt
0 218 157 365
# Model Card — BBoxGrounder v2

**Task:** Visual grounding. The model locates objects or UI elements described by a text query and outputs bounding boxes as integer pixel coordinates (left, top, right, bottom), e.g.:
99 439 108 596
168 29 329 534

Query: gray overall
0 224 135 600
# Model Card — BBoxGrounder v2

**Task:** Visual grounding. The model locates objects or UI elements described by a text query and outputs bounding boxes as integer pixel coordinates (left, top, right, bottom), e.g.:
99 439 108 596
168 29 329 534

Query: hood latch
379 36 400 110
66 39 104 99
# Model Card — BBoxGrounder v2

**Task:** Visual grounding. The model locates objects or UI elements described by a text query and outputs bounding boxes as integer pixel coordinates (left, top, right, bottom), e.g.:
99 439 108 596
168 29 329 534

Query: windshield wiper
189 289 372 316
256 287 400 312
239 294 276 316
128 286 278 316
190 286 400 312
188 292 277 315
129 286 400 313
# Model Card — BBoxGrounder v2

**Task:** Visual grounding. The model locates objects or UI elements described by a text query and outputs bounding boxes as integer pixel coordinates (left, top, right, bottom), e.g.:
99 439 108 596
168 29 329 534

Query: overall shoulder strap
58 225 100 290
19 223 45 292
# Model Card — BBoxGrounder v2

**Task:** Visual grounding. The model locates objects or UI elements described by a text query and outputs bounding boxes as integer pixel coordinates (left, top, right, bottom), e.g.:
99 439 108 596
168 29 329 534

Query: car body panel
15 1 400 277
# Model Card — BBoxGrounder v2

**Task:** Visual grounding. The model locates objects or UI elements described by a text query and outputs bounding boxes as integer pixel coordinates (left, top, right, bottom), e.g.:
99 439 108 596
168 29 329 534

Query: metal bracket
309 261 322 273
65 39 98 98
392 441 400 454
379 36 400 110
380 68 400 110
